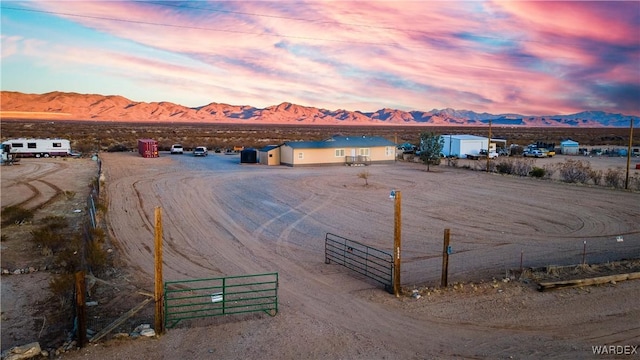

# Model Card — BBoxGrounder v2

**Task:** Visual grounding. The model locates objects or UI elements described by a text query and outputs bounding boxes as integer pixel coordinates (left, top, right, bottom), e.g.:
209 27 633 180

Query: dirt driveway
57 152 639 359
3 153 639 359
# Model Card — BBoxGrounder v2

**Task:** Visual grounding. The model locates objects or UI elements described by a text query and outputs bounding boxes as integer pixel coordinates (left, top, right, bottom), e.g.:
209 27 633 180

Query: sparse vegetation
1 205 34 226
557 159 591 184
357 170 370 186
530 167 545 178
604 168 624 188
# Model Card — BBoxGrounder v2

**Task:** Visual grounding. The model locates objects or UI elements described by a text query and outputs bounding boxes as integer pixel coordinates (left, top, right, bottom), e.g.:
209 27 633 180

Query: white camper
1 138 71 158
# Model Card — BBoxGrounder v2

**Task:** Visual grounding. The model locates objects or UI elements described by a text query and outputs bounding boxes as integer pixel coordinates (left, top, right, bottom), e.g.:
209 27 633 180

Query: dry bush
604 168 624 188
357 170 370 186
557 159 591 184
49 273 75 310
512 158 535 177
1 206 34 226
530 167 545 178
542 164 556 179
589 169 603 185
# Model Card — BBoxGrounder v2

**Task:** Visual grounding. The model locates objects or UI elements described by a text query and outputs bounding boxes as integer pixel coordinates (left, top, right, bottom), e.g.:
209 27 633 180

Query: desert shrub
447 158 458 167
1 206 34 226
0 234 7 242
357 170 370 186
589 169 603 185
604 168 624 188
557 159 591 184
41 215 69 231
530 167 545 178
512 158 535 177
32 216 69 252
107 143 130 152
542 164 556 179
64 190 76 200
49 273 75 310
630 175 640 191
86 240 108 272
73 139 98 155
496 159 513 174
54 234 82 272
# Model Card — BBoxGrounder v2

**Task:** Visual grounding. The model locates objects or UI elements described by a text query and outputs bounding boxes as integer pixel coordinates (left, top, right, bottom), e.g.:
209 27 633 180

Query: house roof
284 135 396 149
259 145 281 152
561 140 579 146
443 134 487 141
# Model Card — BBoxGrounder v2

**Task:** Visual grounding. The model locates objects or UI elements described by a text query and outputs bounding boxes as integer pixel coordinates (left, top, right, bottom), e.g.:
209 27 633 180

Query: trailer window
28 143 37 149
11 143 23 148
53 143 62 148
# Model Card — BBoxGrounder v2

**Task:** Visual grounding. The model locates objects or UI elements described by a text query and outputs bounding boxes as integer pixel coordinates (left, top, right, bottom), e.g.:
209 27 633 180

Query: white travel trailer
1 138 71 158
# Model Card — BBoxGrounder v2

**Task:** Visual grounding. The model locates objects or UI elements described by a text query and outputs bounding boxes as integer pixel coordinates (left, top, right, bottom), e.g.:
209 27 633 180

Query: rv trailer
1 138 71 158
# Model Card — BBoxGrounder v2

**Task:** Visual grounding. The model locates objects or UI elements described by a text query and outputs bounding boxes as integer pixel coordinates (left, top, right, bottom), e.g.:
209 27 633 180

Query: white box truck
1 138 71 158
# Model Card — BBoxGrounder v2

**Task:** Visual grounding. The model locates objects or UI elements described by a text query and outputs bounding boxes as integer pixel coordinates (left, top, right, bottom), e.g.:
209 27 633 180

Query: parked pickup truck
522 149 546 158
466 150 499 160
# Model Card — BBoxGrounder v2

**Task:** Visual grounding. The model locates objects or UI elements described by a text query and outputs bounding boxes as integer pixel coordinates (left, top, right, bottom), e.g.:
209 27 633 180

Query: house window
335 149 345 157
385 147 393 156
298 152 304 159
28 143 37 149
358 148 370 156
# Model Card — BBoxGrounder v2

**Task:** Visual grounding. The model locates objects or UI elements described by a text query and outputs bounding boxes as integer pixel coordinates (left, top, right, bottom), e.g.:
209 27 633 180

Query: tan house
279 135 397 167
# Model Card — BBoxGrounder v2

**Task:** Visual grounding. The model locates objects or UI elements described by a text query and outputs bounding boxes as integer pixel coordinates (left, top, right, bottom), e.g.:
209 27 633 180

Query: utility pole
486 119 492 172
392 190 402 297
625 118 634 189
154 207 165 335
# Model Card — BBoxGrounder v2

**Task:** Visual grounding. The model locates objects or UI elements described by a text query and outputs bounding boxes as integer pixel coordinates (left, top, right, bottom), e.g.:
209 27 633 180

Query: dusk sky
1 1 639 116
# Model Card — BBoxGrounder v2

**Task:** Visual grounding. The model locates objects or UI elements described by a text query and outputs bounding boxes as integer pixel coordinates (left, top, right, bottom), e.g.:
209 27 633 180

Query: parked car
193 146 208 157
523 149 545 158
170 144 184 154
539 148 555 157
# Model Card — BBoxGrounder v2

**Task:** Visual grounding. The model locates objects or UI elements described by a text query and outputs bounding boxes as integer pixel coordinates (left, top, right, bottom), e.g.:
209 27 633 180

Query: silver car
193 146 208 157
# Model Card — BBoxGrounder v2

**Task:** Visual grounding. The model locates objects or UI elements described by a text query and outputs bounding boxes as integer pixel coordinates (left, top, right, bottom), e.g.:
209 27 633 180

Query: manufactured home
280 135 397 167
1 138 71 158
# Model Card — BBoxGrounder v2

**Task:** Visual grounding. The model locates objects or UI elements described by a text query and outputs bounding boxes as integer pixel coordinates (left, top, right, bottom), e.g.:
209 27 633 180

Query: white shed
560 140 579 155
442 135 493 158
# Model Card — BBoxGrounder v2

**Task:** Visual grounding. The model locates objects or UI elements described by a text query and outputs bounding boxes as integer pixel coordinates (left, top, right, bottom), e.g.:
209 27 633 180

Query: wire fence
400 229 640 287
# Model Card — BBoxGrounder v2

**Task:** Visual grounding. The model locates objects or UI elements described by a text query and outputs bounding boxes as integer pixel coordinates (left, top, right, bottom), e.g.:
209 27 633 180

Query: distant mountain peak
0 91 637 127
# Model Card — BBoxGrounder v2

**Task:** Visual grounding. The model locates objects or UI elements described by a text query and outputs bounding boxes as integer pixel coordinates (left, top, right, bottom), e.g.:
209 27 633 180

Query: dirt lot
2 153 639 359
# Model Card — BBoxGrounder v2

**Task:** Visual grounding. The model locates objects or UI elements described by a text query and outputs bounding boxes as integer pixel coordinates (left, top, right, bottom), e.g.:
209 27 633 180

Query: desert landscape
2 144 639 359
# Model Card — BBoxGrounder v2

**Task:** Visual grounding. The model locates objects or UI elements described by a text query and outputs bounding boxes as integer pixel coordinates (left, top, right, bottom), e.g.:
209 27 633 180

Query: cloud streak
1 0 638 116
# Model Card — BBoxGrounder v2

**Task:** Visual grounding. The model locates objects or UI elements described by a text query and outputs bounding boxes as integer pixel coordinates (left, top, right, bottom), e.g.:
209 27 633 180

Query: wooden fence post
393 191 402 297
75 271 87 347
154 207 165 335
441 229 450 288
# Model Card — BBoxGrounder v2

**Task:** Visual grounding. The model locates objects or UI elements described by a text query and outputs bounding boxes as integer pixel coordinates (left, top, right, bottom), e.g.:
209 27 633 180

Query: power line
0 5 402 48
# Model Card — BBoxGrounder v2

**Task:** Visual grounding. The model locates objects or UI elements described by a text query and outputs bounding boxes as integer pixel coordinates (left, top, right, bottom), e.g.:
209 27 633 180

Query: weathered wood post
441 229 450 288
75 271 87 347
154 207 165 335
393 190 402 297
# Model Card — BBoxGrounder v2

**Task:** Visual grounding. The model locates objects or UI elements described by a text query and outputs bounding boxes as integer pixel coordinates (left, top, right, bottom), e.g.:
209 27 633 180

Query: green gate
164 273 278 328
325 233 393 293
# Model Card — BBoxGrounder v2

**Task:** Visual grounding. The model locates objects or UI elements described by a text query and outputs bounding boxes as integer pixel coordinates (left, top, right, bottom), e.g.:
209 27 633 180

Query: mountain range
1 91 637 127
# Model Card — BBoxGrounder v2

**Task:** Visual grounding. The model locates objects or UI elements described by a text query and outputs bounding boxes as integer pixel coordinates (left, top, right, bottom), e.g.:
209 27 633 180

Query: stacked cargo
138 139 159 158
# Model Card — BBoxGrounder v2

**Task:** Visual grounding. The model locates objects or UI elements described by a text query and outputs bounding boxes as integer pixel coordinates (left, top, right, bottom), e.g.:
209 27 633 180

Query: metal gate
164 273 278 328
324 233 393 293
